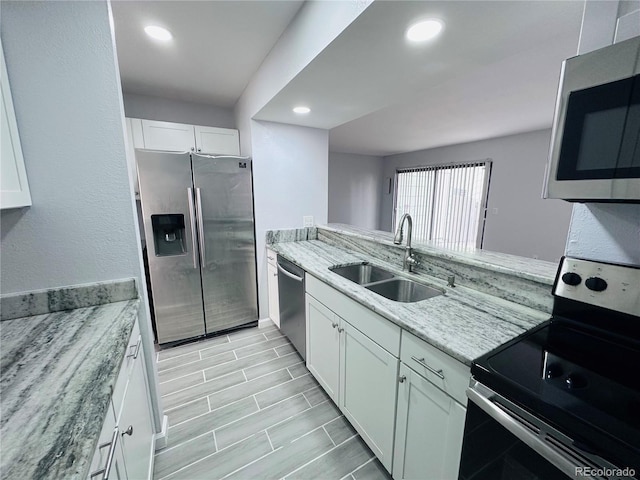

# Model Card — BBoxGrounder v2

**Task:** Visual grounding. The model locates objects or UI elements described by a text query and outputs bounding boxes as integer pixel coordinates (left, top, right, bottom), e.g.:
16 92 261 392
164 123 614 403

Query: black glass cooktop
472 318 640 472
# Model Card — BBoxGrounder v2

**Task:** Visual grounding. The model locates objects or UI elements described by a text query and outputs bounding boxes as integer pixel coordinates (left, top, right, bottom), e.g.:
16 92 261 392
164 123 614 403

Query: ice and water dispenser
151 214 186 256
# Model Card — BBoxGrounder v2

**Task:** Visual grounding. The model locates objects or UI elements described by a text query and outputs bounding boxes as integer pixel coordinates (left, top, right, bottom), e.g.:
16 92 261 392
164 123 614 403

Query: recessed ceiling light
293 106 311 114
144 25 173 42
406 19 444 43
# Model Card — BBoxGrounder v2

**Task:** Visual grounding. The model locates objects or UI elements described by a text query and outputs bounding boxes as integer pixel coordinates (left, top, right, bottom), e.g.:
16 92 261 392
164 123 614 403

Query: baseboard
154 414 169 450
258 317 274 327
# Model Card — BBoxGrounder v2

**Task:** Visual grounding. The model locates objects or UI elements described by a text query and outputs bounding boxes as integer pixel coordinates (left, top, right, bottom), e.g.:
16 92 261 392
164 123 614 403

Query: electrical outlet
303 216 314 227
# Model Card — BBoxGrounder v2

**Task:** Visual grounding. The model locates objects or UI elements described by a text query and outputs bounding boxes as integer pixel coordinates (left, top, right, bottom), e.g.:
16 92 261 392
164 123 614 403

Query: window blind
394 161 491 250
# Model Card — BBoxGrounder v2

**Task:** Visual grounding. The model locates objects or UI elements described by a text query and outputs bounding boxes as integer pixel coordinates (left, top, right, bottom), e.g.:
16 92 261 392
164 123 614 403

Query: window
394 161 491 250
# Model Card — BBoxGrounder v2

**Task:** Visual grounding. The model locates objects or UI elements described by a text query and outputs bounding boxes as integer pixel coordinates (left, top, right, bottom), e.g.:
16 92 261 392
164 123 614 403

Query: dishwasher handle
277 263 304 282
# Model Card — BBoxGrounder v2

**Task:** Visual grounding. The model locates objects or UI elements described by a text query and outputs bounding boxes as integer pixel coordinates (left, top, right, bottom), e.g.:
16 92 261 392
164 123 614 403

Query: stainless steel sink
365 278 444 303
330 263 395 285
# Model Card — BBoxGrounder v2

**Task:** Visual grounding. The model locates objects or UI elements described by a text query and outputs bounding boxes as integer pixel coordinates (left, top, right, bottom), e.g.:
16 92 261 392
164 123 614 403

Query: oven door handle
467 384 602 480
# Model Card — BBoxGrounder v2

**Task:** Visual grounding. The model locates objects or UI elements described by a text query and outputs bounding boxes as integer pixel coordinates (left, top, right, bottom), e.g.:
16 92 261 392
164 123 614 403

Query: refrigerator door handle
187 188 198 269
195 187 206 266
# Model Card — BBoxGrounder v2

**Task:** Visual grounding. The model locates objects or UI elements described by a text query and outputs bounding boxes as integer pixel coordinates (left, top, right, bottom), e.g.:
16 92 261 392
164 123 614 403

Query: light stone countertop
0 297 139 479
269 239 551 366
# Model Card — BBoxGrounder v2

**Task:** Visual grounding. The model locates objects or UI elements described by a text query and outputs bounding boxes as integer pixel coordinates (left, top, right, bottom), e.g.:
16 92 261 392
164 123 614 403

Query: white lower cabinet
88 318 154 480
118 336 154 480
393 363 466 480
340 321 398 472
306 294 340 401
305 278 400 474
304 274 470 479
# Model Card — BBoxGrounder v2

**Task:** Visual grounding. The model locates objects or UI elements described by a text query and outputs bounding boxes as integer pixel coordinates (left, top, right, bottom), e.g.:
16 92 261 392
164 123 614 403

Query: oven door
458 381 636 480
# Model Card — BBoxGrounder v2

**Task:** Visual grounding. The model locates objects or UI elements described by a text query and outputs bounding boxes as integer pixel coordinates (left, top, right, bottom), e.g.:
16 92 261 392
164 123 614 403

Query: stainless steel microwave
544 36 640 202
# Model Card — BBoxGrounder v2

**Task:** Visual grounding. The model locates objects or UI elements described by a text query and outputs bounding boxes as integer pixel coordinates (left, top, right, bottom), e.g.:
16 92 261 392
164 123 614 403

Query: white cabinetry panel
340 321 398 472
306 294 340 402
140 119 195 152
1 40 31 209
393 364 466 480
267 263 280 327
194 125 239 155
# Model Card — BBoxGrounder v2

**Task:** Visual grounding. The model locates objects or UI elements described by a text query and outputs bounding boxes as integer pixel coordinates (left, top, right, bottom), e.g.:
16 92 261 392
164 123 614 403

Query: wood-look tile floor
153 321 391 480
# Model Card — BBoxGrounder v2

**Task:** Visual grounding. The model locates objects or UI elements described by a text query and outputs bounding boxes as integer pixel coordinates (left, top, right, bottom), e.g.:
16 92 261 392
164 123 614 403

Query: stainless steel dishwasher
277 255 306 360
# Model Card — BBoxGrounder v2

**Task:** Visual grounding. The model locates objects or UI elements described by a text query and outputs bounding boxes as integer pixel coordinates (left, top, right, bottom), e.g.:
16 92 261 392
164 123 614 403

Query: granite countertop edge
319 224 557 286
269 240 550 366
0 298 140 480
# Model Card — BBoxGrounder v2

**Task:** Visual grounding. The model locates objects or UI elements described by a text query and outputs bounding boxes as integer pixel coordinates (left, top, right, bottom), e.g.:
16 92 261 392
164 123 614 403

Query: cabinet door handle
399 375 406 383
267 255 274 261
411 356 445 379
127 336 142 359
90 427 119 479
337 327 344 333
197 148 202 152
331 322 338 329
191 147 195 152
121 425 133 437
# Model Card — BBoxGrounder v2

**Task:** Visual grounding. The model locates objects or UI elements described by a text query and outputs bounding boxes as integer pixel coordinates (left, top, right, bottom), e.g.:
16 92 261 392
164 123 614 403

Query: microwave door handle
187 188 198 269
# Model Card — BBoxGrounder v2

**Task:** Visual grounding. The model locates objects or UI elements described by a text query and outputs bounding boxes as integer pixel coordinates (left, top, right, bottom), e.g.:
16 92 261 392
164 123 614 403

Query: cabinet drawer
400 330 470 405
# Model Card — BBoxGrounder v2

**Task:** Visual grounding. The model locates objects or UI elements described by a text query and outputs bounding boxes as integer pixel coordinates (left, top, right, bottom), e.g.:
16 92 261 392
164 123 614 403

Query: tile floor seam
219 445 285 480
163 369 296 412
167 394 264 431
198 334 272 358
323 425 337 447
282 432 361 479
265 429 275 451
206 395 211 412
160 369 246 401
212 396 315 450
157 351 234 377
343 456 376 479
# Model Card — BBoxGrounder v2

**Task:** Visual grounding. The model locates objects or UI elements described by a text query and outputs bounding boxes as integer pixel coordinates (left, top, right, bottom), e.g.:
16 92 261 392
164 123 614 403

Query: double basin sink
329 263 444 303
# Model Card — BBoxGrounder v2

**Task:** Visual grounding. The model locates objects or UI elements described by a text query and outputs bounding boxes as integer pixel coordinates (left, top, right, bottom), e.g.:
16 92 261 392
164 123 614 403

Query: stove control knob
585 277 607 292
561 272 582 286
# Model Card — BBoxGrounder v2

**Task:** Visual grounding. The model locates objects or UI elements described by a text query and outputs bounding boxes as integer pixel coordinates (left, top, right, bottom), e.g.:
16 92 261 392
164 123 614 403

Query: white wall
234 0 373 156
380 129 573 262
1 1 141 293
328 152 383 230
565 0 640 265
123 92 235 128
0 0 163 432
252 120 328 316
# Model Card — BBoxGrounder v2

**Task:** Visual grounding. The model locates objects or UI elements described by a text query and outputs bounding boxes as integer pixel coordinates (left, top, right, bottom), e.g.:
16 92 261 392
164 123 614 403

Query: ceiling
112 0 585 156
111 0 304 107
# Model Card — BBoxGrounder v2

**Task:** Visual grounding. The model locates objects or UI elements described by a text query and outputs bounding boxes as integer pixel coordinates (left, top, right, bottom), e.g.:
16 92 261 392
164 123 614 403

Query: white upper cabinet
131 118 240 155
1 40 32 210
140 119 196 152
194 125 240 155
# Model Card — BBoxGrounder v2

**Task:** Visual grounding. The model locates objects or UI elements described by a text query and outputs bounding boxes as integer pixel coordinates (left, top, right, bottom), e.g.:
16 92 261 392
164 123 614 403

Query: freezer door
192 154 258 333
136 150 205 343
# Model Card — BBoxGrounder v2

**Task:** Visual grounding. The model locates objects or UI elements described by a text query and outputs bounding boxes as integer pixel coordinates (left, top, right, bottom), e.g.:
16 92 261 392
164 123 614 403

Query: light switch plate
303 216 314 227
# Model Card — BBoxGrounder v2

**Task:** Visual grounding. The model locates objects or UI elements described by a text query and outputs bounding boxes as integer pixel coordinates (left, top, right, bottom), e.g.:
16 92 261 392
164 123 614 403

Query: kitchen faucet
394 213 418 272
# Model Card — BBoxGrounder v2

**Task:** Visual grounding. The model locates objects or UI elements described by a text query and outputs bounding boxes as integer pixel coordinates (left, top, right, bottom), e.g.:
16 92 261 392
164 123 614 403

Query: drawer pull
331 322 338 329
122 425 133 437
337 327 344 333
90 427 119 479
267 255 274 261
411 355 445 379
399 375 406 383
127 336 142 359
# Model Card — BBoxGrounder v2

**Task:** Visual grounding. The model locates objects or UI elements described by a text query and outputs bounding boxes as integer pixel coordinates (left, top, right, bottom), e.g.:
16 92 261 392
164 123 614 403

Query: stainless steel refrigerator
136 150 258 344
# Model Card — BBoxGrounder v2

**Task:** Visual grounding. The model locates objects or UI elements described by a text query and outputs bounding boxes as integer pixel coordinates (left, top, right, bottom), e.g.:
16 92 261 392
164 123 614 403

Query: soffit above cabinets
254 0 583 155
